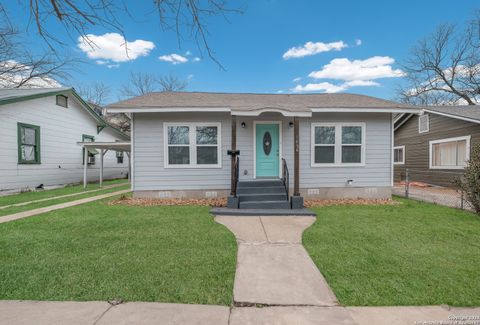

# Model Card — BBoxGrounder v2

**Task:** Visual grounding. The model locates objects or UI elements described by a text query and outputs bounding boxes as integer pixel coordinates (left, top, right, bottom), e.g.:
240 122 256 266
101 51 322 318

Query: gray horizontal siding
132 111 392 191
133 112 231 191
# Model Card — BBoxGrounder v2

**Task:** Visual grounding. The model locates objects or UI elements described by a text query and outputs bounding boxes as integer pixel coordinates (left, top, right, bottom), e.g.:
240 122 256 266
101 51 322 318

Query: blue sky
6 0 479 103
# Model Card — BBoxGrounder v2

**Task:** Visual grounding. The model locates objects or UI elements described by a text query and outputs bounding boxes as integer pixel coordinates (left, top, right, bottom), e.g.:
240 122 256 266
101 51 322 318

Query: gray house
107 92 419 209
394 106 480 188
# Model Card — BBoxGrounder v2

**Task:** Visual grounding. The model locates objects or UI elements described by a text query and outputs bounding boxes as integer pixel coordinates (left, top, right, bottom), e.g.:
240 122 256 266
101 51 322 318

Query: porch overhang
232 107 311 117
77 141 131 189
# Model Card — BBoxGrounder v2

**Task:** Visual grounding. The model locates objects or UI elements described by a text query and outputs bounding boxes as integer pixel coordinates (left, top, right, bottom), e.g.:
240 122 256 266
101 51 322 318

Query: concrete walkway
215 216 338 306
0 182 127 210
0 189 130 224
2 300 479 325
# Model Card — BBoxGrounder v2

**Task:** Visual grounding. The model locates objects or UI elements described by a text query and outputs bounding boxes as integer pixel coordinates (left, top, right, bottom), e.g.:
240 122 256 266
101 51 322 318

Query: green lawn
0 178 127 207
0 184 130 217
303 197 480 307
0 198 237 305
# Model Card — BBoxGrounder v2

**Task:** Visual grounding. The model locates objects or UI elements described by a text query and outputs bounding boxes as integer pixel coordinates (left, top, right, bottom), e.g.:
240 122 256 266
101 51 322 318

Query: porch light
241 122 246 128
289 121 294 128
347 179 354 186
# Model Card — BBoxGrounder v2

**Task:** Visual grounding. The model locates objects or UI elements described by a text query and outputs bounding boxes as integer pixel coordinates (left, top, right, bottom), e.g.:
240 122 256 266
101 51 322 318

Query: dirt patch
107 196 227 207
305 198 400 208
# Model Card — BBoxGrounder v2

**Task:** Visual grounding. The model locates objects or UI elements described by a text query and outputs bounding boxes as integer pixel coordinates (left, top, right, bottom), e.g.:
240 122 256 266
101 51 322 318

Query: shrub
456 144 480 214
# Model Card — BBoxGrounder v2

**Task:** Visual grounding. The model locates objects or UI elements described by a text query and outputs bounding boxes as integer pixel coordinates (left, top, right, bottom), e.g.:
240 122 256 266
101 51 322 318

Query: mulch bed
304 198 400 208
107 196 227 207
108 195 398 208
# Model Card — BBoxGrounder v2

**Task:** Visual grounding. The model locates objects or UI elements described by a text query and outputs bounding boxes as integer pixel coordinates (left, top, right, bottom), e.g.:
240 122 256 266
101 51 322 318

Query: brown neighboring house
394 106 480 187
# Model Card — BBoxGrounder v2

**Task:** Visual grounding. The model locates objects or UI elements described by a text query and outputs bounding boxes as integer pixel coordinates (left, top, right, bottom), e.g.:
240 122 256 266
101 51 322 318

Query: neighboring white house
0 87 130 192
107 92 420 209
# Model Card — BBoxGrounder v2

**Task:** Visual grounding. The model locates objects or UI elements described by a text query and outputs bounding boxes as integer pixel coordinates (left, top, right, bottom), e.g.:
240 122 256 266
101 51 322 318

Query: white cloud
292 77 301 83
192 57 201 62
291 80 380 93
283 41 347 59
276 90 284 93
291 56 401 93
158 53 189 64
355 39 362 46
187 74 194 80
308 56 404 81
0 60 62 88
77 33 155 63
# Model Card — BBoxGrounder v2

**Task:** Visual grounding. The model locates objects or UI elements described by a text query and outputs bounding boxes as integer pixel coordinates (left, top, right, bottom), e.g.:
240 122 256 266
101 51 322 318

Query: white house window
429 136 470 169
165 122 221 168
311 123 365 167
393 145 405 165
418 114 429 133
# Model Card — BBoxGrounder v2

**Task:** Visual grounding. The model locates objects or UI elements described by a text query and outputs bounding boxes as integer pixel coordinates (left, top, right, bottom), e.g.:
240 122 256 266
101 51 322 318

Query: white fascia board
232 109 312 117
311 107 422 114
106 107 231 113
423 109 480 125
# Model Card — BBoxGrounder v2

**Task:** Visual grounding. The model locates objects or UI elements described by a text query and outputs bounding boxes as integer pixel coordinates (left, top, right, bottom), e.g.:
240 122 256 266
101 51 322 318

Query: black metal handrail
282 158 289 198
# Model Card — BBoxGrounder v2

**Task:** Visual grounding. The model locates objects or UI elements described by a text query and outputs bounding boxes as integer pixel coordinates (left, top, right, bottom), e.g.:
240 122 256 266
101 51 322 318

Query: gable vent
419 114 429 133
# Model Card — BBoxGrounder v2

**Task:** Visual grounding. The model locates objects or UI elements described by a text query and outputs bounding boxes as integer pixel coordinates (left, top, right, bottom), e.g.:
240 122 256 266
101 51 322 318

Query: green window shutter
17 122 41 164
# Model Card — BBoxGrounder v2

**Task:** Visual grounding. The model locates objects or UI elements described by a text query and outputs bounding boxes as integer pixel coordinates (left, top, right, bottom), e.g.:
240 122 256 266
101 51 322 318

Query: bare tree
76 82 111 106
120 72 160 98
120 72 187 98
21 0 243 69
0 6 80 88
397 12 480 105
157 74 187 92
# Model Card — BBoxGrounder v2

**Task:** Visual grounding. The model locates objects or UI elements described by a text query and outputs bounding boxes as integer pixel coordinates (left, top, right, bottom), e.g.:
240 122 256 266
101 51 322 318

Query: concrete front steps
238 180 290 209
211 179 315 216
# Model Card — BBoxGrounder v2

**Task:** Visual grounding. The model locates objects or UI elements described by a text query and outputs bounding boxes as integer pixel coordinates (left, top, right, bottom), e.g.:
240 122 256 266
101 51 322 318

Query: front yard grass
0 184 130 217
0 198 236 305
304 197 480 307
0 178 127 207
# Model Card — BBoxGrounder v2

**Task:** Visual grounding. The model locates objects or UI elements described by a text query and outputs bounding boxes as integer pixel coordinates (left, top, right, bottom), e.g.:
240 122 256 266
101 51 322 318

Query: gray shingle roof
0 87 71 101
423 105 480 122
108 91 413 111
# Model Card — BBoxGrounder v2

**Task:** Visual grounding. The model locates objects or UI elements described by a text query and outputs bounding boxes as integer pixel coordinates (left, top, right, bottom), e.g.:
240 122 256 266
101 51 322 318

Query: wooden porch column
293 116 300 196
230 115 237 196
99 149 104 187
83 146 88 189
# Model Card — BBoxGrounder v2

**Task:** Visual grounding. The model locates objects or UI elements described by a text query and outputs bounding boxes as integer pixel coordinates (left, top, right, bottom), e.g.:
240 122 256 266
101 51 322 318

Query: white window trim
429 135 470 170
310 122 366 167
163 122 222 169
393 145 405 165
418 114 429 133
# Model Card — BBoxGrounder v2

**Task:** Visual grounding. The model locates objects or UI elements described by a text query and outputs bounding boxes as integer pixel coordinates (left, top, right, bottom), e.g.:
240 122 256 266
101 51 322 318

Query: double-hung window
311 123 365 166
164 122 221 168
17 122 41 164
393 146 405 165
429 136 470 169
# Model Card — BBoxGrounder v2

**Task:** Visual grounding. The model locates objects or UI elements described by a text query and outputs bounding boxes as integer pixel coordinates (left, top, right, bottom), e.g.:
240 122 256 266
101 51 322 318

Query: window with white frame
164 123 221 168
430 136 470 169
393 146 405 164
311 123 365 166
418 114 429 133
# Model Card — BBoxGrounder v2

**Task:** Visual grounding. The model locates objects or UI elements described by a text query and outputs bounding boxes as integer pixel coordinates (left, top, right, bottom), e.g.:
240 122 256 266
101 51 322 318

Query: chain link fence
393 169 472 211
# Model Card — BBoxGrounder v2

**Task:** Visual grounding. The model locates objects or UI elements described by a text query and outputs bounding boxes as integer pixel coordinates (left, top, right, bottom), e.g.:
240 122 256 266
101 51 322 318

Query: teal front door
255 123 280 178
